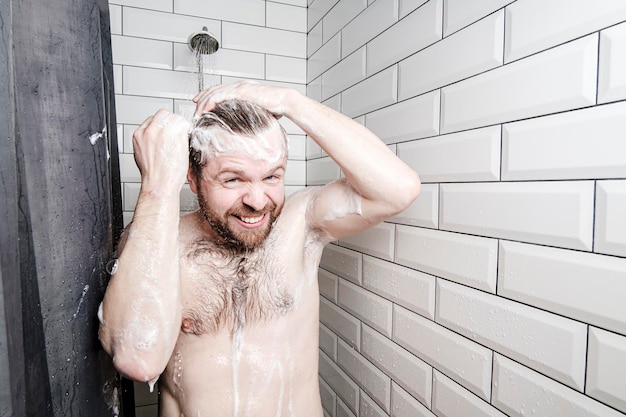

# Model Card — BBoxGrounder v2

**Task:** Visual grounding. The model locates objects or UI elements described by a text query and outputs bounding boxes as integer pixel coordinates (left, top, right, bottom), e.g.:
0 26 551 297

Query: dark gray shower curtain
0 0 127 415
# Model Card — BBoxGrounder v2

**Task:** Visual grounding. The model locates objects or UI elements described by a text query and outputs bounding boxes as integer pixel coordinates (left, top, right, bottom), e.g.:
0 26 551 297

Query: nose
242 184 268 211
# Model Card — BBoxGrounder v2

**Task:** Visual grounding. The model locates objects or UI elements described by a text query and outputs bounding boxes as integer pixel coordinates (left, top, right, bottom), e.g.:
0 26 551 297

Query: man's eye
225 178 239 184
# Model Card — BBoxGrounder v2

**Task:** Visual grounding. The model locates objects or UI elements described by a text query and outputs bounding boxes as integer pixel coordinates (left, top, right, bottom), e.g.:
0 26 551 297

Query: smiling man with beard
99 81 421 417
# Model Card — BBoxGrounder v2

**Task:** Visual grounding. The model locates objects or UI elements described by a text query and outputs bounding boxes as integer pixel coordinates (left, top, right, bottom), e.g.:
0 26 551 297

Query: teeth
240 215 263 224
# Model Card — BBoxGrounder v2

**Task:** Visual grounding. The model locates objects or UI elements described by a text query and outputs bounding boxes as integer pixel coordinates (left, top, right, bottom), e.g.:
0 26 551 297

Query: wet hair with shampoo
188 99 288 179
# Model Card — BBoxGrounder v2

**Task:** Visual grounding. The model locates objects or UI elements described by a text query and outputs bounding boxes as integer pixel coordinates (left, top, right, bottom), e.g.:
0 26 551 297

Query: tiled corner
340 0 398 59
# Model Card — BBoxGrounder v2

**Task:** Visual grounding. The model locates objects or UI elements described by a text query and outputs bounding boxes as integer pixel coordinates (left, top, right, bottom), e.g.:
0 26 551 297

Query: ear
187 167 199 194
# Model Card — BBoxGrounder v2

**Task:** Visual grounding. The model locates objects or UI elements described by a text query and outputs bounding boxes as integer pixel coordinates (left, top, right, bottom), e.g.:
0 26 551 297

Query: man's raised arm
99 110 189 383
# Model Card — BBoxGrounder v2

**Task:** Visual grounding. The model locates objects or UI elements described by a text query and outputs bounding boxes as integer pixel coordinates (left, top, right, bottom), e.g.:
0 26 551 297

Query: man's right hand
132 109 190 191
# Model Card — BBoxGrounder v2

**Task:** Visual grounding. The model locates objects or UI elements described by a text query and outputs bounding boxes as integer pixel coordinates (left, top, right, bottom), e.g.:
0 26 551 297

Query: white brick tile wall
307 0 340 31
340 0 398 59
308 32 341 83
320 377 336 416
399 10 503 100
174 0 265 26
432 370 507 417
441 34 598 134
319 268 338 303
320 350 360 413
595 180 626 257
320 322 338 360
123 8 221 44
337 398 356 417
321 47 366 101
439 181 595 251
307 156 341 186
437 279 588 390
111 36 172 69
587 327 626 413
320 296 361 350
393 305 493 400
222 22 306 58
109 0 171 12
443 0 512 36
499 240 626 335
388 183 438 229
339 279 393 338
493 354 626 417
360 392 388 417
367 0 442 77
266 55 306 84
341 66 398 118
504 0 626 63
599 21 626 104
320 244 362 285
365 90 439 145
266 2 307 32
502 101 626 181
339 222 395 262
396 226 498 292
322 0 367 44
391 382 435 417
362 325 432 408
398 125 500 182
338 339 391 413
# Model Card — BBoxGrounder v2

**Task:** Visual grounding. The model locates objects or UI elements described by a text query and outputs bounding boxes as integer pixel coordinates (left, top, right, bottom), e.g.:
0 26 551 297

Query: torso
158 190 326 417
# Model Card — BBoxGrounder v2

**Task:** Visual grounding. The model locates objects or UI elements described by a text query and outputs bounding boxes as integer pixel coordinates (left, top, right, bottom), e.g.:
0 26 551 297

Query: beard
197 191 283 253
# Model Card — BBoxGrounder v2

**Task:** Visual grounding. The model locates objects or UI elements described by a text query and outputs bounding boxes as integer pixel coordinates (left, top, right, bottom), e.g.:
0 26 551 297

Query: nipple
181 318 192 333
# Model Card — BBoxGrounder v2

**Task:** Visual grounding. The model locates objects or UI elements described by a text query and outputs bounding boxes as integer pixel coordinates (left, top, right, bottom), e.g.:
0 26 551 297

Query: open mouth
233 213 267 228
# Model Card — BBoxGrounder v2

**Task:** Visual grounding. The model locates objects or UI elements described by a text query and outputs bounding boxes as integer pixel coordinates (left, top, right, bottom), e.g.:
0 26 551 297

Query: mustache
228 202 275 218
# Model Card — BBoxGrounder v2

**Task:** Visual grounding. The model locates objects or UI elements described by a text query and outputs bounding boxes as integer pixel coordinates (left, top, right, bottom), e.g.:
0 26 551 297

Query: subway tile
341 66 398 118
319 268 338 303
306 136 323 159
174 44 265 79
320 297 361 350
443 0 512 36
599 21 626 103
432 370 507 417
393 305 493 400
398 125 500 183
118 153 141 183
274 0 308 6
337 398 357 417
124 7 220 44
285 159 305 186
109 5 122 36
114 65 123 95
308 0 340 31
360 393 387 417
322 0 367 44
174 0 265 26
441 34 597 134
123 67 201 99
339 222 395 262
338 279 393 337
439 181 595 251
363 255 435 320
400 10 503 100
284 185 305 197
388 183 438 229
505 0 626 63
391 382 436 417
399 0 428 18
122 125 136 154
267 2 307 32
307 76 323 102
367 0 442 77
596 180 626 257
308 33 341 82
437 279 588 391
114 95 173 125
587 327 626 413
319 350 360 413
266 55 306 84
499 240 626 335
502 101 626 181
123 183 140 211
341 0 399 58
111 35 173 69
365 91 439 145
323 93 342 113
321 47 366 100
222 22 306 58
320 322 338 360
116 0 172 12
308 21 323 57
338 339 391 413
493 354 626 417
362 325 432 408
287 134 306 160
319 377 336 416
320 244 362 285
396 226 498 293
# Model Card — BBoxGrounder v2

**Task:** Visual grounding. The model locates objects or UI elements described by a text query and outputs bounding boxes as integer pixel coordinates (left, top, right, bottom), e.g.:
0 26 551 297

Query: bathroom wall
310 1 626 417
106 1 308 414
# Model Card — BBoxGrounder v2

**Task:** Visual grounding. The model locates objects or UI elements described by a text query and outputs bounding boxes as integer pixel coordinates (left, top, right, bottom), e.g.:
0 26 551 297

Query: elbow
389 173 421 215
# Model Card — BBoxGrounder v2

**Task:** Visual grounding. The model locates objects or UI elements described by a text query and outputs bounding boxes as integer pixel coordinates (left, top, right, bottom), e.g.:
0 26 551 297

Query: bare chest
180 240 295 335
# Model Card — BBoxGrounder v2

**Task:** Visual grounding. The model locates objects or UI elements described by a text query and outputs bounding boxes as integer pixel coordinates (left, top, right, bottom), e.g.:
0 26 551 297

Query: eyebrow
217 165 286 178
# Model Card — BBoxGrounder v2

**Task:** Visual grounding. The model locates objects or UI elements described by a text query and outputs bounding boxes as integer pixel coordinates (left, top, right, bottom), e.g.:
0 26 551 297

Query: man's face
189 128 287 252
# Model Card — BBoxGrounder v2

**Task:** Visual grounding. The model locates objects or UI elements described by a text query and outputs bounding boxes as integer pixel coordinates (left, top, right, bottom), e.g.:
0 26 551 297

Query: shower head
188 27 219 55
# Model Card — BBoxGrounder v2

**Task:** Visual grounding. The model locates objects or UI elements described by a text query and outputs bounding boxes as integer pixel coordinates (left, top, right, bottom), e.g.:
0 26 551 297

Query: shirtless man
99 81 421 416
